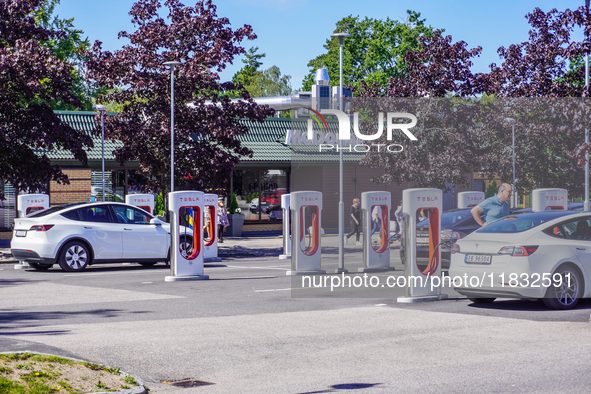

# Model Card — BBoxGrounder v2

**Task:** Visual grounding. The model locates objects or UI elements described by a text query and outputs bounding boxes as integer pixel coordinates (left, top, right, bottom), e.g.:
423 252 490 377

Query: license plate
465 254 491 264
15 230 26 237
416 237 430 244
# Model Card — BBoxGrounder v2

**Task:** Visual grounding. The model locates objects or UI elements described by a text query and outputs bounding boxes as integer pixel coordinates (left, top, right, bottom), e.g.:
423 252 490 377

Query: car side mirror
150 218 163 226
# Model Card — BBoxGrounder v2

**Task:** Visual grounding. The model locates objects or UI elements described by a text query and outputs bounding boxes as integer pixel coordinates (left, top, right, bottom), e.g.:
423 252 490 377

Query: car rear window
29 203 84 218
476 211 576 233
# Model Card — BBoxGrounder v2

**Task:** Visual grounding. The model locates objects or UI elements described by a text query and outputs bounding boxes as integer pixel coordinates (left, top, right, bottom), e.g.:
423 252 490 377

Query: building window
232 169 289 223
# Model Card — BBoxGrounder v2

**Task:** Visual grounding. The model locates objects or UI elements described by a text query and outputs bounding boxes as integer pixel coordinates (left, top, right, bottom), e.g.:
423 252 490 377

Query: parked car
249 198 271 214
449 210 591 309
267 206 283 221
10 202 192 272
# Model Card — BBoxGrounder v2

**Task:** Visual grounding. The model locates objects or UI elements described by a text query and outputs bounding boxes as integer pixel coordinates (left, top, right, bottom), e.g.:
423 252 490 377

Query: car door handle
84 226 93 229
124 228 133 231
577 247 586 250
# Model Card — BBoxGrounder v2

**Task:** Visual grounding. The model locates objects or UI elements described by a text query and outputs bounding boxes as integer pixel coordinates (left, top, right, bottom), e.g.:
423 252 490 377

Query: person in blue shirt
471 183 513 227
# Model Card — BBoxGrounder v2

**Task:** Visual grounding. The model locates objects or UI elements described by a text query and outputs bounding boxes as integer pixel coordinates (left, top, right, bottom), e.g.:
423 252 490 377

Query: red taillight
498 245 538 256
451 243 460 254
29 225 54 231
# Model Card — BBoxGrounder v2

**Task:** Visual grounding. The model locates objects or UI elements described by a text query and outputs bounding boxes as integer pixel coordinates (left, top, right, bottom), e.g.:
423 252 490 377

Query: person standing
345 198 361 245
217 200 229 243
471 183 512 227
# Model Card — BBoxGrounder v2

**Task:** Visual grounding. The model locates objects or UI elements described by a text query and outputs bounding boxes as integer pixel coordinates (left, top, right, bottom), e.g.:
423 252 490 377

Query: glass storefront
232 168 289 223
0 182 16 231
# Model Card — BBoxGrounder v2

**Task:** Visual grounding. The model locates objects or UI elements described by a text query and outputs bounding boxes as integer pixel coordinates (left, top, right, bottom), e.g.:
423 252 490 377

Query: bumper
11 249 56 264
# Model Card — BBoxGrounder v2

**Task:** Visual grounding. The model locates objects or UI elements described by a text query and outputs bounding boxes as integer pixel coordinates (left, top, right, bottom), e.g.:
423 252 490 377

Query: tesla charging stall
287 191 325 275
165 191 209 281
532 188 568 211
398 188 448 303
204 193 221 262
279 193 291 260
125 194 155 214
360 191 391 272
15 194 49 269
457 191 485 209
17 194 49 217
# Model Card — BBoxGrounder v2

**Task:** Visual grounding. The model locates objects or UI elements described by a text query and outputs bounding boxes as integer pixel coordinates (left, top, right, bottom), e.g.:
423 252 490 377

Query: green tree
302 11 434 93
232 47 292 98
34 0 95 110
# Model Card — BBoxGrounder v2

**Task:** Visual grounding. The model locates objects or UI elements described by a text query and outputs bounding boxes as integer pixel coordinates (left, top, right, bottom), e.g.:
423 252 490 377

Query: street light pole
331 32 351 274
164 60 182 193
585 0 590 211
505 117 517 208
92 103 106 202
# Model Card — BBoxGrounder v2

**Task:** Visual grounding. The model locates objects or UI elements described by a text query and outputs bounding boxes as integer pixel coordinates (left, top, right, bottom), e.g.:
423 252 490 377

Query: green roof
47 111 362 164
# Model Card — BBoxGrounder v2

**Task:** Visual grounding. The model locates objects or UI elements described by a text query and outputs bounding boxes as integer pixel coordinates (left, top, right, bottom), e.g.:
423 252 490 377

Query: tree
302 12 434 92
232 47 292 98
355 30 489 189
0 0 92 197
489 6 591 195
34 0 94 110
85 0 274 193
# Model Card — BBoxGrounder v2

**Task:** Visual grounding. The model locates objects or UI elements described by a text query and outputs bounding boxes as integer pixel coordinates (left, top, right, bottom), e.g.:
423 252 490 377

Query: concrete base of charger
397 294 448 303
286 270 326 276
165 275 209 282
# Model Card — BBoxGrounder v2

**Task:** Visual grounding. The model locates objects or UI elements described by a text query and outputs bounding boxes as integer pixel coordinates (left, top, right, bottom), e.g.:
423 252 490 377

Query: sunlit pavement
1 235 591 393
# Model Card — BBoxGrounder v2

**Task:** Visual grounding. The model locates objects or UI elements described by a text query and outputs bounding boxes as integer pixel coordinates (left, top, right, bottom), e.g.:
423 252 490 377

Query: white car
11 202 195 272
450 211 591 310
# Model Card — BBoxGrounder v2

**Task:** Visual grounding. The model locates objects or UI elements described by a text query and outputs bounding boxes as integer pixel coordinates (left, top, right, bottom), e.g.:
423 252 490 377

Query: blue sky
55 0 585 90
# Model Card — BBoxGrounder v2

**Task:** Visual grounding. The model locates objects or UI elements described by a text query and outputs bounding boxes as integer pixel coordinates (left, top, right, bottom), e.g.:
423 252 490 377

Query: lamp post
331 32 351 274
92 103 106 201
585 0 590 211
505 117 517 208
164 60 182 193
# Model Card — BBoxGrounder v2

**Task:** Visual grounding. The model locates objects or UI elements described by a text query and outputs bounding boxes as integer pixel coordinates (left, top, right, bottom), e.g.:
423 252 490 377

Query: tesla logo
475 244 479 249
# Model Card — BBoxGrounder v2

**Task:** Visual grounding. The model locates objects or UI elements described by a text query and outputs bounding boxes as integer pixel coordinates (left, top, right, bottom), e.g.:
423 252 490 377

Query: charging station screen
370 205 389 252
300 205 319 256
178 206 201 260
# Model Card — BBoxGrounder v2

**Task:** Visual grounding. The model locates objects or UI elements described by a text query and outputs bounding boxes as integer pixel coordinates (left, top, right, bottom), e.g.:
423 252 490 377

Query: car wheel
543 265 583 310
29 263 53 271
468 298 496 304
58 241 91 272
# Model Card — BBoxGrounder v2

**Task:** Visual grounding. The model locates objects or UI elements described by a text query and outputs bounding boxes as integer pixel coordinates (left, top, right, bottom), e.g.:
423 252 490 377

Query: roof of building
47 111 362 164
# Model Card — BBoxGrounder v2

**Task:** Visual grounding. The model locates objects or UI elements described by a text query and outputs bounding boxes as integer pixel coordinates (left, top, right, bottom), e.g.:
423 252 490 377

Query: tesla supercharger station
279 194 291 260
203 193 221 262
15 194 50 269
165 191 209 281
532 188 568 211
125 194 155 214
287 191 325 275
17 194 49 217
397 188 448 303
457 191 485 209
360 191 392 272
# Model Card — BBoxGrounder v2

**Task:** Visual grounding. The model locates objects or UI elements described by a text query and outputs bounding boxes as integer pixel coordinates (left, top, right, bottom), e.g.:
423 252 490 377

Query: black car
400 208 482 271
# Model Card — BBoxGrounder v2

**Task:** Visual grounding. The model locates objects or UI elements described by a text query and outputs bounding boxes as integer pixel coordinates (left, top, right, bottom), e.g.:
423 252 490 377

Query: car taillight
29 225 54 231
498 245 538 256
451 244 460 254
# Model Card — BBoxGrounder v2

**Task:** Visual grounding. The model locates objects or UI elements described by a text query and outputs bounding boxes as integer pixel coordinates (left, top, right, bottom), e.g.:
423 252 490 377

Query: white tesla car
450 211 591 309
11 202 195 272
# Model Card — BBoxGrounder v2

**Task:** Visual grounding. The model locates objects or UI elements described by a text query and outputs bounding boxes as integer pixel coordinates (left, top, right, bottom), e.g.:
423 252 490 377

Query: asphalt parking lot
2 235 591 393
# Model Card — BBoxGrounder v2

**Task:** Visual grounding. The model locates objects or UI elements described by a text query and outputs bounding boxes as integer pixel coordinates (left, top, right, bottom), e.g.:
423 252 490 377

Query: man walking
471 183 512 227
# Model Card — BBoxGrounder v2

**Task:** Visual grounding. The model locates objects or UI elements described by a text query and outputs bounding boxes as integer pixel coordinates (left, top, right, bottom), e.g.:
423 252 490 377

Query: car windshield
418 209 472 227
27 202 85 218
476 211 576 233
